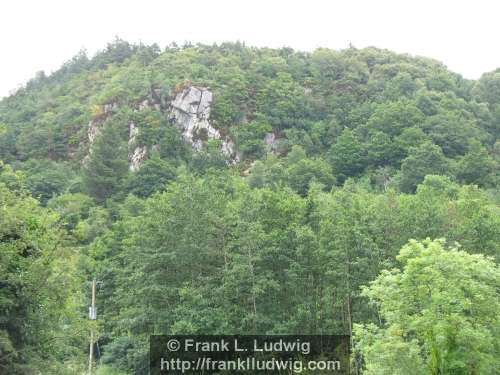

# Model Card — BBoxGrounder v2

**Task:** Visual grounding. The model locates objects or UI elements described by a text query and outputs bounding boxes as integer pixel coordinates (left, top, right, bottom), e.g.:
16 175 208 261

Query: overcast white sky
1 0 499 98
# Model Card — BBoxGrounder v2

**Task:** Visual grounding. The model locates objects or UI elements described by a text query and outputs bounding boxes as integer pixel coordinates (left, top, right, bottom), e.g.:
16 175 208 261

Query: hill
1 39 498 197
0 40 499 374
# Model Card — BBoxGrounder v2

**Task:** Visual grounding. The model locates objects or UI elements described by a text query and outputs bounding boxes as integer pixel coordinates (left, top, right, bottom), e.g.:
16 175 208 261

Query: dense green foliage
0 40 499 374
0 169 88 374
355 239 499 374
1 40 498 194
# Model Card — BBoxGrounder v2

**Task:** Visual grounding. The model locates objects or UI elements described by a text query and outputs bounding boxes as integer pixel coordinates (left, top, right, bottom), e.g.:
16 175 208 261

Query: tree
24 161 74 204
422 112 479 158
285 146 335 195
366 100 424 138
256 72 309 130
231 121 272 159
0 183 87 374
2 41 500 374
394 127 429 160
473 69 500 107
383 72 419 100
457 140 496 186
0 122 16 162
126 156 176 197
158 125 191 162
329 129 366 183
47 192 95 231
247 156 286 190
399 142 448 193
354 239 500 375
189 140 228 173
83 125 129 202
365 131 395 167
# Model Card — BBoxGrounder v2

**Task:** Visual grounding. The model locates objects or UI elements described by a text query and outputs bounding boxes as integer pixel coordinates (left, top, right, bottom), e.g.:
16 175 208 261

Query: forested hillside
0 40 499 374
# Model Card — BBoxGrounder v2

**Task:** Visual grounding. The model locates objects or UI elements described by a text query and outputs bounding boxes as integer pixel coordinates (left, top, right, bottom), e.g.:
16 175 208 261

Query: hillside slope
0 40 498 198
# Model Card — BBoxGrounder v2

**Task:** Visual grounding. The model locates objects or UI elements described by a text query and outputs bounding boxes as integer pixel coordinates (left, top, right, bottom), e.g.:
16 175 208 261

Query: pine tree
84 125 129 202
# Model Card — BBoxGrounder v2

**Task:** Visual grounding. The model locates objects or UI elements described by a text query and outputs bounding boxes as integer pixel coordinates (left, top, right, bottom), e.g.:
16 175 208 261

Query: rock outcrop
85 85 239 170
169 86 216 150
264 132 282 154
87 103 117 149
129 146 147 172
169 86 238 161
87 120 100 146
128 122 147 172
83 103 117 166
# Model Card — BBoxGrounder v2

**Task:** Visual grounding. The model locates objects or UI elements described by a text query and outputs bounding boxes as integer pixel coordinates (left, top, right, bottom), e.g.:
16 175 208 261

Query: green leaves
329 129 366 183
366 100 425 138
126 156 176 197
457 140 497 186
83 124 129 202
231 121 272 159
399 142 449 193
0 183 87 373
356 239 500 375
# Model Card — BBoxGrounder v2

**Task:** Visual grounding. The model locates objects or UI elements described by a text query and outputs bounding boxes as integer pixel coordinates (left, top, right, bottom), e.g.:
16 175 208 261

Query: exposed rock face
222 140 240 163
86 102 118 155
85 85 239 171
128 122 139 146
138 98 161 111
83 108 111 166
88 120 101 146
169 86 217 148
129 146 147 172
264 132 281 154
171 86 212 118
128 122 147 171
169 86 238 160
103 102 118 113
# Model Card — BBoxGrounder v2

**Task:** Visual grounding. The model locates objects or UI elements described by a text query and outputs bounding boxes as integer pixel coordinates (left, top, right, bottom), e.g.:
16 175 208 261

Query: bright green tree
366 100 424 138
329 129 366 183
0 183 87 374
354 239 500 375
285 146 335 195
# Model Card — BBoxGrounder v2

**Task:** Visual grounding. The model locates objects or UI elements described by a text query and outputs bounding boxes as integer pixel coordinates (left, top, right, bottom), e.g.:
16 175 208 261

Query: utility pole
88 279 97 375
